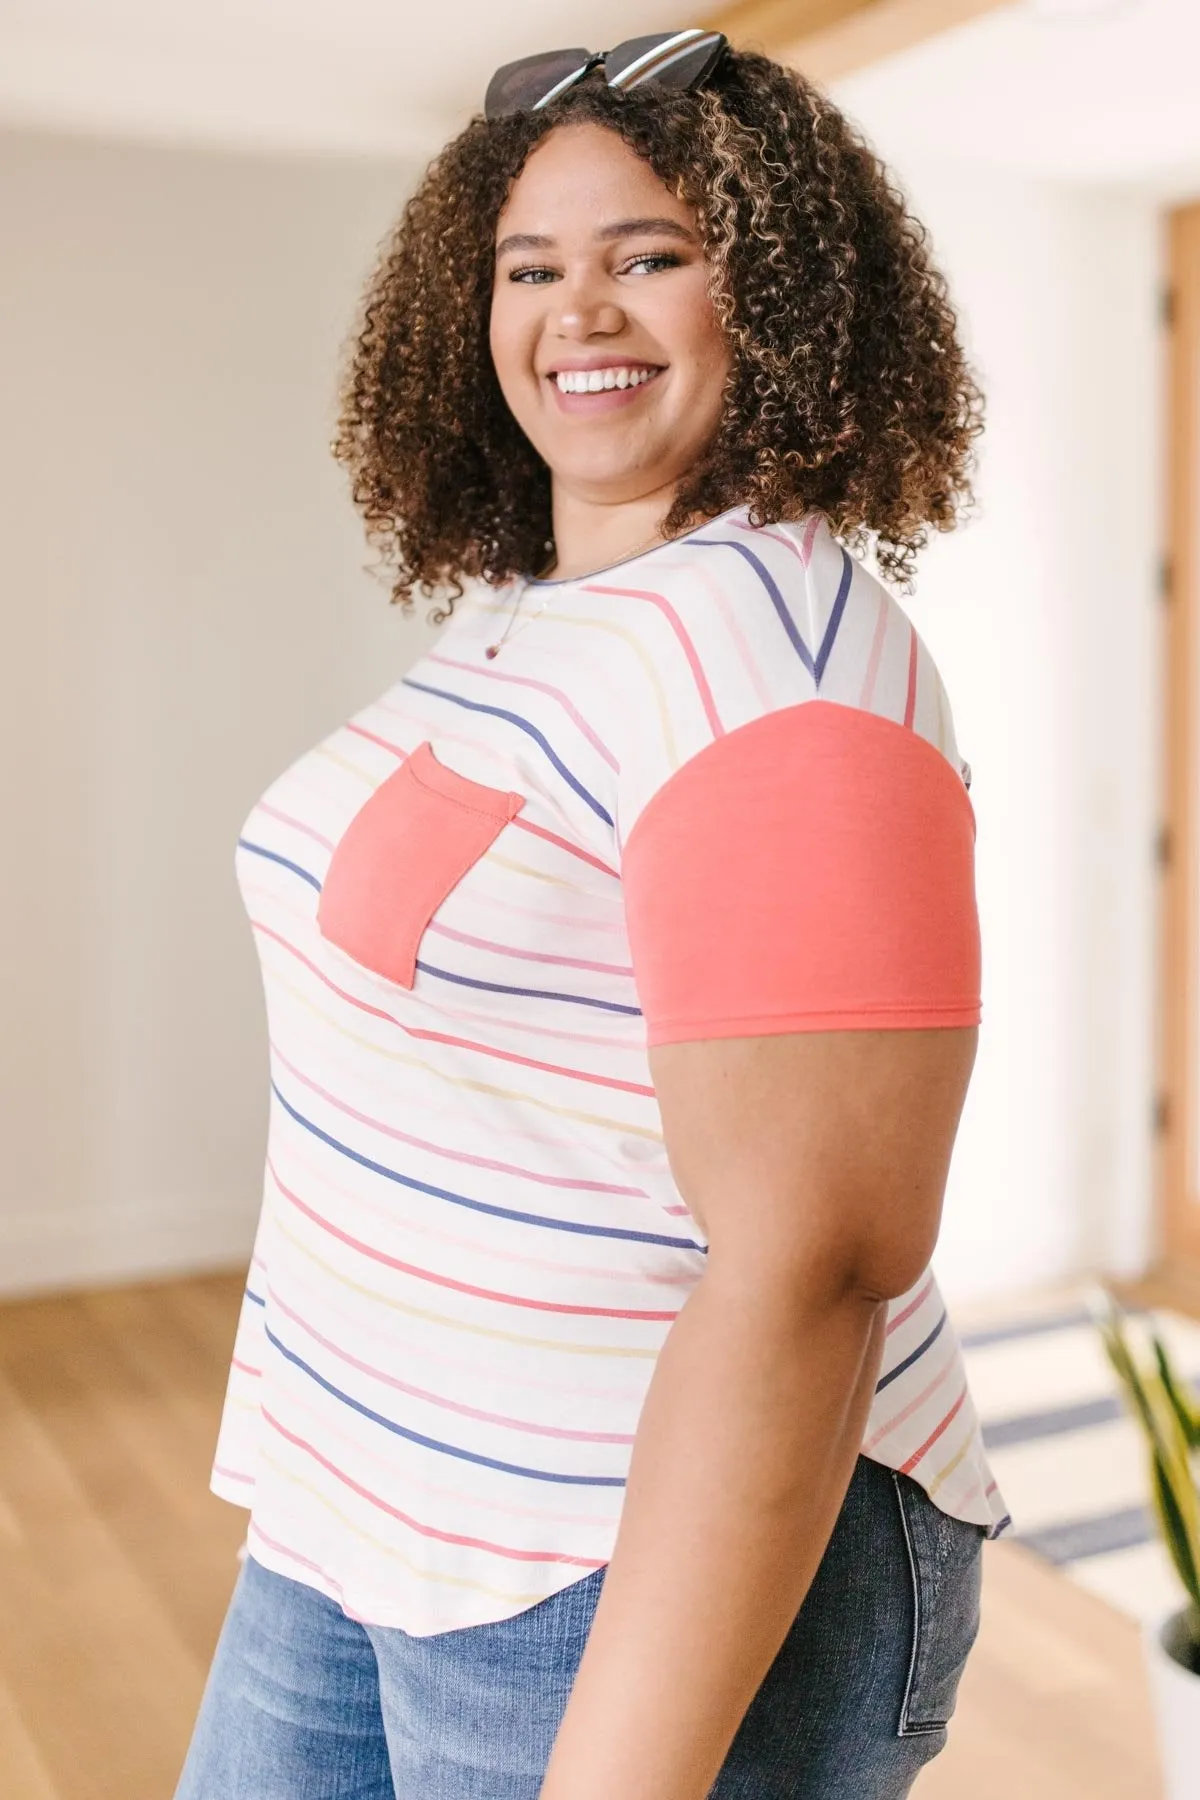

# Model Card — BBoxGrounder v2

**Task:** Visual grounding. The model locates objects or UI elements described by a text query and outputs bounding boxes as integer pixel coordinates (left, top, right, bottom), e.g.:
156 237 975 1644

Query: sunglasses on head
484 27 729 122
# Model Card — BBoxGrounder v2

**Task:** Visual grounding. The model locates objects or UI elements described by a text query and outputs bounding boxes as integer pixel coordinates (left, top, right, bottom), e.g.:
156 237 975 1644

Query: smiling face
489 122 731 511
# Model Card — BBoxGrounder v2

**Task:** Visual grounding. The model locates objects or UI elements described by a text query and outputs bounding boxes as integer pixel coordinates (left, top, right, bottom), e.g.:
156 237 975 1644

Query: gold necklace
484 526 669 660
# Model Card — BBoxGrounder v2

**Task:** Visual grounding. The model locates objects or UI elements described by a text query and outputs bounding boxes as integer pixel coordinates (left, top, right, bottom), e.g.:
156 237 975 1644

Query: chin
548 444 667 493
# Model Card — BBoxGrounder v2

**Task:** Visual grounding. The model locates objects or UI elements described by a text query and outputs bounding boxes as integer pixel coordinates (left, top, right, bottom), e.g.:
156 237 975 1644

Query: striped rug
960 1295 1200 1623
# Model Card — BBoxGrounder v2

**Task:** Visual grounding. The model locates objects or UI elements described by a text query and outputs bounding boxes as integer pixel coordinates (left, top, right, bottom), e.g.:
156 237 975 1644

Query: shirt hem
647 1002 983 1045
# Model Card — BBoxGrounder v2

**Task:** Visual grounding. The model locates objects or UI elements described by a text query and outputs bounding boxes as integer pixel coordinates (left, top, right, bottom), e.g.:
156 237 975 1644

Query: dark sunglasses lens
484 50 591 120
605 29 727 95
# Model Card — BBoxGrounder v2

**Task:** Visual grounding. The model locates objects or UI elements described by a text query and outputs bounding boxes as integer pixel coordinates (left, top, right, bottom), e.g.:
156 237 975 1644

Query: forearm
538 1265 889 1800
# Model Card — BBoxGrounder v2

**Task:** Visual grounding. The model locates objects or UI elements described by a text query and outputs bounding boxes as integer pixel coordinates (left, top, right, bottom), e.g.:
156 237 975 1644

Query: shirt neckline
522 502 750 590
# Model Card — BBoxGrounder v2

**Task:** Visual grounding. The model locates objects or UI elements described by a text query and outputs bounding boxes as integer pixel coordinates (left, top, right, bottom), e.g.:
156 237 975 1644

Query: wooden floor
0 1272 1165 1799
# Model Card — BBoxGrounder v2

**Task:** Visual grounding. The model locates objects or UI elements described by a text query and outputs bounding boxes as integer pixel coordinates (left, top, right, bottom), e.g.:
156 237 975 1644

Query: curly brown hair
332 47 982 613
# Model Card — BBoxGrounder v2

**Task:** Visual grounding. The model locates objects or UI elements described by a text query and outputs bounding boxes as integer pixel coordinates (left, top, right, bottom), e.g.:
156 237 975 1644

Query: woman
179 30 1009 1800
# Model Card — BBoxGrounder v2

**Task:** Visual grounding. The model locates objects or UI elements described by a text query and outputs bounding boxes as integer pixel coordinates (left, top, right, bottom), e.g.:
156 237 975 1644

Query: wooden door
1160 203 1200 1285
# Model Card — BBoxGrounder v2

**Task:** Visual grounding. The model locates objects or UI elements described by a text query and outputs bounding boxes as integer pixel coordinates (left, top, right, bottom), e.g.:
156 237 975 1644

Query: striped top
211 504 1011 1635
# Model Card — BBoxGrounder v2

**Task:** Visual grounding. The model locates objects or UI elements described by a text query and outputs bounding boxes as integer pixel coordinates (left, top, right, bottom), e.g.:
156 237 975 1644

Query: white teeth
553 366 659 394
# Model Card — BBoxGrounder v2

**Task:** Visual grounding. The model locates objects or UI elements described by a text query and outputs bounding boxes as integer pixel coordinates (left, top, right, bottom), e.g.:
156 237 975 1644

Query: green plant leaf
1154 1335 1200 1448
1093 1287 1200 1617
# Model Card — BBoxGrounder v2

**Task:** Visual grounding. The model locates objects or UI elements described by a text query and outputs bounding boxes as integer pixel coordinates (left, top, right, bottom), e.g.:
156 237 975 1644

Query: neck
544 482 678 581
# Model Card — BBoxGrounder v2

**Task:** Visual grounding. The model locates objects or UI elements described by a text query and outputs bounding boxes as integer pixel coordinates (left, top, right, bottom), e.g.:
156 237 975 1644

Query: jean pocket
317 739 525 989
891 1468 984 1737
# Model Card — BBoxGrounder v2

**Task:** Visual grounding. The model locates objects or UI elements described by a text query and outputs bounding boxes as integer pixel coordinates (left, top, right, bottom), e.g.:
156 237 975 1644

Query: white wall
0 129 441 1295
836 145 1164 1302
0 124 1168 1310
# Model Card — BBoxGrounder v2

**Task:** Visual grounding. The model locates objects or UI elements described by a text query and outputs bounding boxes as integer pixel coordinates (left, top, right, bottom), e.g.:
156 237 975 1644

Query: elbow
705 1226 937 1318
841 1215 941 1305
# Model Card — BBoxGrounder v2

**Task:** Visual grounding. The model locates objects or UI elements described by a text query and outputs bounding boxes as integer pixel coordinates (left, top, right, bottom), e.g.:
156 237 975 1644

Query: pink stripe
231 1357 263 1378
251 919 656 1098
268 1286 637 1445
241 867 626 950
428 652 619 771
253 801 335 853
510 813 620 879
900 1383 968 1475
270 1007 650 1171
863 1344 959 1453
801 515 821 564
428 913 632 974
267 1380 625 1524
248 1522 345 1587
345 721 409 758
654 555 774 713
886 1272 935 1335
858 589 889 710
582 584 725 737
269 1039 648 1197
273 1135 690 1297
731 518 805 563
372 1023 654 1100
408 991 640 1050
904 625 919 729
269 1160 679 1322
213 1462 255 1485
263 1407 602 1569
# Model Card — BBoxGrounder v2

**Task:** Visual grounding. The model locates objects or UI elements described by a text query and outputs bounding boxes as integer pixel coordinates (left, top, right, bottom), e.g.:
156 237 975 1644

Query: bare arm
538 1023 978 1800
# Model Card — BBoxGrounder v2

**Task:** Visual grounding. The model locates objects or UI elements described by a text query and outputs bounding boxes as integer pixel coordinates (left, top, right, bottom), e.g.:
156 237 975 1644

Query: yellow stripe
256 1380 624 1532
934 679 947 756
258 1447 549 1605
262 954 662 1140
312 745 378 786
274 1212 660 1359
485 850 580 889
925 1431 973 1499
473 604 679 768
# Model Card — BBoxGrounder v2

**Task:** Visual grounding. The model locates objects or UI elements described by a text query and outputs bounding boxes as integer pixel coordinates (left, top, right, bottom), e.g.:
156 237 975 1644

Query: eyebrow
495 216 696 259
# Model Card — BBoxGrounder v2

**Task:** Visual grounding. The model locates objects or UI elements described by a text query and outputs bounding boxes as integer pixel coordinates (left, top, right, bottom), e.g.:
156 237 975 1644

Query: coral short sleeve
621 699 981 1048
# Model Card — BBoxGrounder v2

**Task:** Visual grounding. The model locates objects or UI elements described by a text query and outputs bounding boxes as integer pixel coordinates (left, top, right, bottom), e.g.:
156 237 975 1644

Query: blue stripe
238 838 322 893
875 1311 947 1392
689 539 815 675
402 678 613 827
271 1082 703 1252
414 957 642 1016
265 1327 627 1487
245 1288 266 1308
816 548 853 684
689 538 851 687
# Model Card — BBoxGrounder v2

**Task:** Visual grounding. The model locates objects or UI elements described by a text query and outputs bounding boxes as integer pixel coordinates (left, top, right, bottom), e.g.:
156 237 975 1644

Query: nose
551 269 626 341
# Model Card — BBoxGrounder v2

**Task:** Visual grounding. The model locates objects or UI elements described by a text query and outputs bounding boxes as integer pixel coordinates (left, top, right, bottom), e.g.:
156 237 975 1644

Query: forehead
496 123 690 236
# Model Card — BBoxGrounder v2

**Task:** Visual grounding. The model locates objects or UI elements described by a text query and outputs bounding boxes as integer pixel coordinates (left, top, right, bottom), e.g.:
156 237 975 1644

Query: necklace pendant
484 643 500 659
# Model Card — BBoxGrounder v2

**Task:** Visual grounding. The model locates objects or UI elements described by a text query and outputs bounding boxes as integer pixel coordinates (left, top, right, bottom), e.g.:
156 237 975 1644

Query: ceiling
0 0 1197 192
0 0 667 159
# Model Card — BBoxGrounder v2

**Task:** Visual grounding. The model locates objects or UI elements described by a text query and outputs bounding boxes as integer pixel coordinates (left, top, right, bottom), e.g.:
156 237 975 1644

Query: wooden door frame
702 0 1010 81
1156 206 1200 1297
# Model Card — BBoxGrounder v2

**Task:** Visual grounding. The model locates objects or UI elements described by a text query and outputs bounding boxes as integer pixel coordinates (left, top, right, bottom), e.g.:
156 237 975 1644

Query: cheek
662 280 729 386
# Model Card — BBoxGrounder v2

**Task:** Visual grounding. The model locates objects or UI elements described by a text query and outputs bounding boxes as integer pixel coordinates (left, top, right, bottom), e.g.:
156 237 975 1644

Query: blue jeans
176 1455 983 1799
